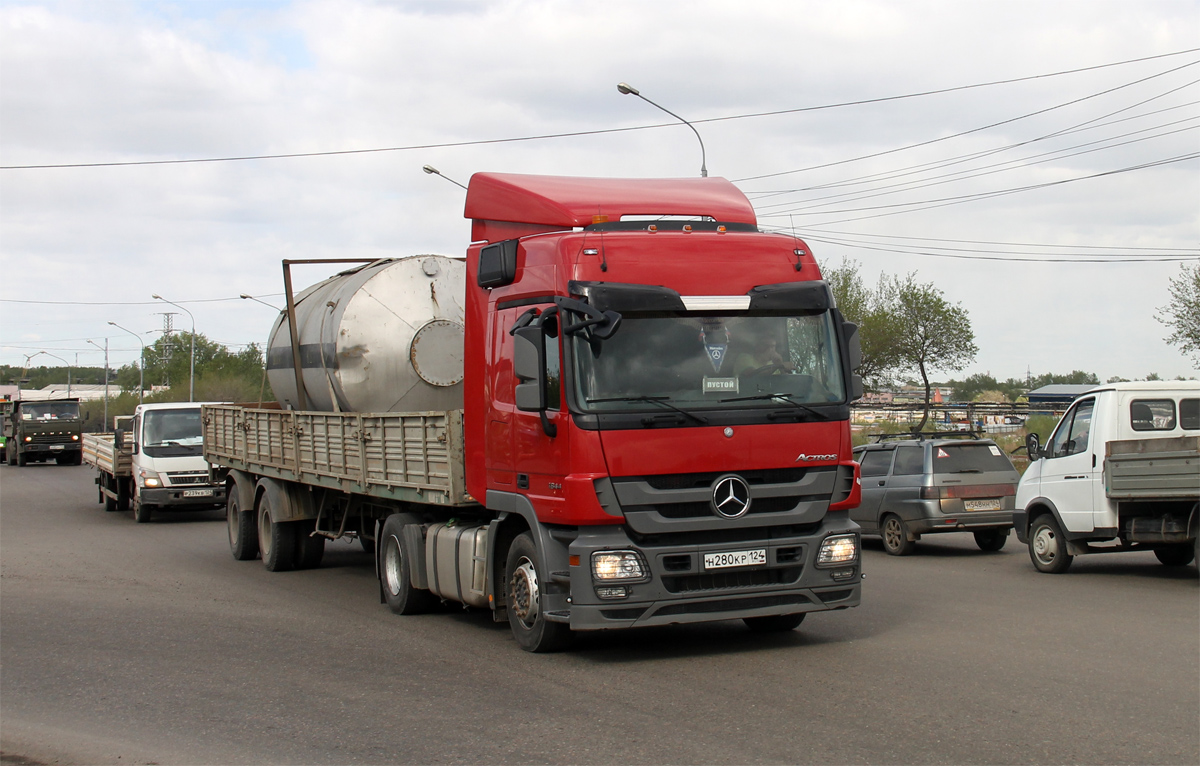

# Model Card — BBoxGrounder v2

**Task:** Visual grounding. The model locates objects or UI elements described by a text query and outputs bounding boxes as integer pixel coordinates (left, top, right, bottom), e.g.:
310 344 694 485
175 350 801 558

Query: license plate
963 498 1002 511
182 489 213 498
704 548 767 570
50 445 64 451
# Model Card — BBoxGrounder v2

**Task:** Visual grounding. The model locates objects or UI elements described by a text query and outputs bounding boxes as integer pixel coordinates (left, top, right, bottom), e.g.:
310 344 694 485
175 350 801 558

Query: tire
258 494 297 572
974 528 1008 552
17 451 27 467
117 481 131 512
505 532 571 653
293 519 325 570
744 613 806 632
1153 544 1195 567
380 513 435 615
73 451 83 466
1029 513 1073 573
227 491 259 561
881 514 916 556
133 493 153 523
55 455 71 465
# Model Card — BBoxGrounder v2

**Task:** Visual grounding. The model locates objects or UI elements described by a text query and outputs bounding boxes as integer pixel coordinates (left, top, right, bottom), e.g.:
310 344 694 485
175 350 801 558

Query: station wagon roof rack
870 430 983 443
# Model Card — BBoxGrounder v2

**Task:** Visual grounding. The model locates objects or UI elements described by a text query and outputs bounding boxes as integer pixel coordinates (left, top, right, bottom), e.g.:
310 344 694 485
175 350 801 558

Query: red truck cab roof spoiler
464 172 758 243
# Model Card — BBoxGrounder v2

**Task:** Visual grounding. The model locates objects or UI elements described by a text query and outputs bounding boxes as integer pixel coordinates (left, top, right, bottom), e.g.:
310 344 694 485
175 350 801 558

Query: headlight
817 534 858 566
24 436 32 442
72 434 79 441
139 468 162 488
591 550 649 582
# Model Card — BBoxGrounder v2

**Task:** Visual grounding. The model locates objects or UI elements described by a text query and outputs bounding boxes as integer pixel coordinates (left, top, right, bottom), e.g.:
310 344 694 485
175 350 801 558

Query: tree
884 273 978 431
1157 262 1200 364
823 259 902 389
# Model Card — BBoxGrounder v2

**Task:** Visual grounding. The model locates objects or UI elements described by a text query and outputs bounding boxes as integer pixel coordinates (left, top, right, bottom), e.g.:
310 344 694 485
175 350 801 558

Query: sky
1 0 1198 386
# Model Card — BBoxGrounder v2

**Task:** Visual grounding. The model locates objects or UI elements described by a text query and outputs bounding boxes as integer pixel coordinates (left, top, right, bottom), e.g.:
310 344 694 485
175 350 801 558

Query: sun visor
568 281 686 313
746 281 833 311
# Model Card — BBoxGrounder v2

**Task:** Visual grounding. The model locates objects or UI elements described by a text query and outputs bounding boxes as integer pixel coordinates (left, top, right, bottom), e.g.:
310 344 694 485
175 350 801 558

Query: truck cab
4 398 82 466
124 402 227 522
1015 381 1200 572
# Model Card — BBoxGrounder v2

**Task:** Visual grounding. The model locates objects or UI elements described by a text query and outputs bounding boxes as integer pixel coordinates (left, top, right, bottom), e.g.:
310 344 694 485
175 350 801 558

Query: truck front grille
662 567 802 594
165 472 208 486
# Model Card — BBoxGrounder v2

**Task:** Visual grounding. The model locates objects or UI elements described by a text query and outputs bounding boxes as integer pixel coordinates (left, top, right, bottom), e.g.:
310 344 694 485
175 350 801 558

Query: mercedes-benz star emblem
711 475 752 519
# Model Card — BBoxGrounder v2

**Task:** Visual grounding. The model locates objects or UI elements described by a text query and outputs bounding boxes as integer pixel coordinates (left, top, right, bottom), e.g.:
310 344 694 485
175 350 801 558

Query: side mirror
477 239 518 288
842 321 862 371
1025 432 1041 461
114 430 125 450
849 374 864 402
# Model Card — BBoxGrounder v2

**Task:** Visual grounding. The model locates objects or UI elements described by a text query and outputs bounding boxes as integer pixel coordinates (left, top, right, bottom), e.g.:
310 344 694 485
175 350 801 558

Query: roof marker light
648 224 657 232
583 248 599 256
683 224 693 232
717 225 727 233
592 214 609 224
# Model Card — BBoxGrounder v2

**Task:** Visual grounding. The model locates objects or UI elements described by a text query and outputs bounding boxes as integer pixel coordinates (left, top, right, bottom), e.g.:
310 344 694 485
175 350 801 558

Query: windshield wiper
720 393 831 420
587 396 708 425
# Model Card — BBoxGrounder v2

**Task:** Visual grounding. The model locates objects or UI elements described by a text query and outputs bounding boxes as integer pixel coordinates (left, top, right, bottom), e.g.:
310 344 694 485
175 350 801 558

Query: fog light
595 586 629 600
591 551 648 582
817 534 858 566
830 567 857 582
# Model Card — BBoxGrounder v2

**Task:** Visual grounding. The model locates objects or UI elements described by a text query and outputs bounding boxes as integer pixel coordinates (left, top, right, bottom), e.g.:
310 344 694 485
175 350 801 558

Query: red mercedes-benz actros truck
204 173 864 652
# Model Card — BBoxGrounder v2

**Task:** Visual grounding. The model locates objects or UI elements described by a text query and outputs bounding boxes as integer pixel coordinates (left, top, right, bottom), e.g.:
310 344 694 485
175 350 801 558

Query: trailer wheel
1029 513 1072 573
1153 544 1195 567
506 532 571 653
881 514 915 556
743 613 806 632
293 519 325 570
227 491 259 560
258 494 297 572
973 528 1008 552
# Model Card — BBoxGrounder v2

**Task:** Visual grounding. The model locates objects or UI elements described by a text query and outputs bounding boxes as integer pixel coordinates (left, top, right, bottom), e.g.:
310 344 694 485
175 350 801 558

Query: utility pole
87 338 109 427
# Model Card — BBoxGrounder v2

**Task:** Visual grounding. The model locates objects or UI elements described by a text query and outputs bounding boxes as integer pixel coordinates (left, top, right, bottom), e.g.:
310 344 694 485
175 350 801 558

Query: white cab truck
82 403 226 523
1016 381 1199 572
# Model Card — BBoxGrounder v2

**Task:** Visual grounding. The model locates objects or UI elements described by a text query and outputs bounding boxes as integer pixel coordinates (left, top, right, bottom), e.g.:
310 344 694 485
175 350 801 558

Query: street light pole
617 82 708 178
108 321 145 406
32 351 71 396
87 338 109 427
152 294 195 402
422 165 468 190
239 294 283 311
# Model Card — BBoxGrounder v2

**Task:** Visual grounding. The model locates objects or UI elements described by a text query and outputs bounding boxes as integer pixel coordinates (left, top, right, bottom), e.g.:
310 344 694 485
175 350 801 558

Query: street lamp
239 294 282 311
108 321 145 406
28 350 71 396
422 165 468 190
87 338 109 427
151 294 195 402
617 82 708 178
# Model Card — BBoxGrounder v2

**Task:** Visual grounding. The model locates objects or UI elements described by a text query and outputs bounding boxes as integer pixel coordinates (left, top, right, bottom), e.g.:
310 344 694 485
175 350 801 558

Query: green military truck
3 398 83 466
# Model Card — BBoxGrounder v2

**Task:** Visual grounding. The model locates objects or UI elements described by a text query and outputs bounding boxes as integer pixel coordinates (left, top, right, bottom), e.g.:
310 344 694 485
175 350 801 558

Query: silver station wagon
852 433 1022 555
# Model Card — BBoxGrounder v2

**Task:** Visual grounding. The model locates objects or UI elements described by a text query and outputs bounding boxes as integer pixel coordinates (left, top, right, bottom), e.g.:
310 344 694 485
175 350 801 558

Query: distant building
1025 384 1097 406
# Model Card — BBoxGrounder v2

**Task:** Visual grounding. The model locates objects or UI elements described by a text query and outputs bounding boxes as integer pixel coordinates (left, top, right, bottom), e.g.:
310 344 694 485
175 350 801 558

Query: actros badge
711 475 751 518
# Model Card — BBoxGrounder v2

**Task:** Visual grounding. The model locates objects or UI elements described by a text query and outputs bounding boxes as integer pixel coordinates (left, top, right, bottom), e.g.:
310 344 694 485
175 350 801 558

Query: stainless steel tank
267 255 465 413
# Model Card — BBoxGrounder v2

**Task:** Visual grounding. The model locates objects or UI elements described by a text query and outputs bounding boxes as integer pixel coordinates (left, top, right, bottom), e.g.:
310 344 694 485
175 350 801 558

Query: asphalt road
2 463 1197 766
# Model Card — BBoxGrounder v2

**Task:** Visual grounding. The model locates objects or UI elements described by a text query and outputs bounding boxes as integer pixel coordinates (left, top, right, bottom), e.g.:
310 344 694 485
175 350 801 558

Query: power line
789 232 1200 263
734 57 1200 183
3 48 1197 171
794 229 1200 252
0 293 284 306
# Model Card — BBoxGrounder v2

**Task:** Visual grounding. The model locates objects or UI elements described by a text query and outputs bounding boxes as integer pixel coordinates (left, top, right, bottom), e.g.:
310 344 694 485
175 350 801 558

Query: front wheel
881 514 916 556
133 494 153 523
974 528 1008 552
1153 544 1195 567
743 613 806 632
1029 514 1072 573
506 532 571 653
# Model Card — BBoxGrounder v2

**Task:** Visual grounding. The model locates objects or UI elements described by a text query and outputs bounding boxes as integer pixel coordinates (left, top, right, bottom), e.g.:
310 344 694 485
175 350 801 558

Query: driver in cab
734 335 794 376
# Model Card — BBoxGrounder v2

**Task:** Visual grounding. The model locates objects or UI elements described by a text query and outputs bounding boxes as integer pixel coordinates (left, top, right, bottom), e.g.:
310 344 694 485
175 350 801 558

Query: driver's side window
1046 399 1094 459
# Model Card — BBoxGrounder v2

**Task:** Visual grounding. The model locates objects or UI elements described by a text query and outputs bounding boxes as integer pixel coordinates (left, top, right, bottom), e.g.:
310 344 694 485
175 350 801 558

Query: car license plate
963 498 1002 511
182 489 213 498
49 444 64 451
704 548 767 570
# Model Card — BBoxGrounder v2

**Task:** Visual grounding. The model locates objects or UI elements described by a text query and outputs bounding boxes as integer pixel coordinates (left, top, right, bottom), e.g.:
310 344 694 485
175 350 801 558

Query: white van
1015 382 1199 572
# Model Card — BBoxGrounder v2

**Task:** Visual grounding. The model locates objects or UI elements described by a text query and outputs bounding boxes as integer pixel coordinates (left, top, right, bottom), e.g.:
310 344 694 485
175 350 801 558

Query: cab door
1038 397 1096 534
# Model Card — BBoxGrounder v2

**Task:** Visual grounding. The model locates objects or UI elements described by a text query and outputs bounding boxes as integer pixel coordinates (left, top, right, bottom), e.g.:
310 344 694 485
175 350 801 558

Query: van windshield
142 408 203 457
572 311 845 413
932 443 1015 474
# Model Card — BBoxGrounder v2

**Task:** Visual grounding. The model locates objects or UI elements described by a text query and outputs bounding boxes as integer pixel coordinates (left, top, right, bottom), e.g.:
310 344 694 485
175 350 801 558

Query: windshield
572 311 845 413
142 408 203 457
21 402 80 420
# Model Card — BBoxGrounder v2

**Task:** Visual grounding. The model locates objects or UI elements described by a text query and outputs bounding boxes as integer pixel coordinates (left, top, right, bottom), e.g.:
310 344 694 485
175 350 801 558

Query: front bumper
564 518 861 631
141 485 227 509
22 442 81 455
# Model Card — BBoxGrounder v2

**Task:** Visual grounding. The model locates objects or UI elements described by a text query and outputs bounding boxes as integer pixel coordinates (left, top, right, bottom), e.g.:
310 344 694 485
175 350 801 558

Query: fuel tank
267 255 466 413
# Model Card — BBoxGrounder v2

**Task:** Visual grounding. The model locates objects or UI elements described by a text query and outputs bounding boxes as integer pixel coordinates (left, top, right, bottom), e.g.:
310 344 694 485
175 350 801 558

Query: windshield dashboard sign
703 377 739 395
